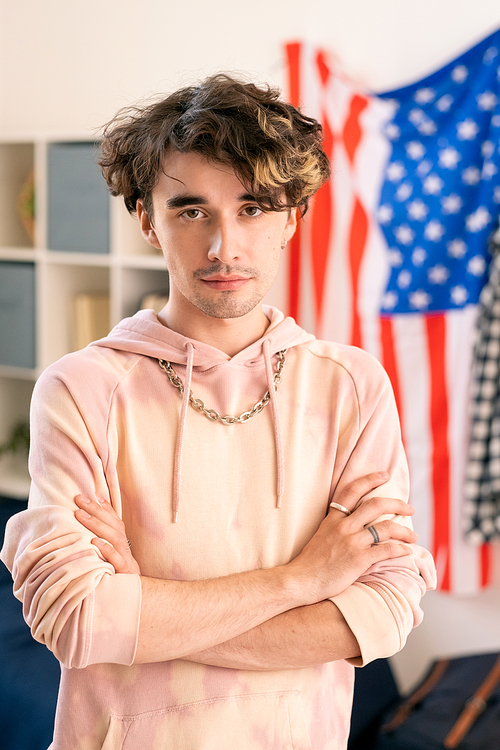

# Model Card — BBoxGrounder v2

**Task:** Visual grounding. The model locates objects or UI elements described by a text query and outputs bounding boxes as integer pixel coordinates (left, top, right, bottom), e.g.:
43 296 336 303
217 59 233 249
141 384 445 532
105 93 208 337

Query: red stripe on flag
380 317 404 425
348 199 368 348
316 50 331 85
285 43 301 318
343 95 369 164
481 543 491 588
287 222 301 320
311 179 332 322
285 43 301 106
426 314 451 591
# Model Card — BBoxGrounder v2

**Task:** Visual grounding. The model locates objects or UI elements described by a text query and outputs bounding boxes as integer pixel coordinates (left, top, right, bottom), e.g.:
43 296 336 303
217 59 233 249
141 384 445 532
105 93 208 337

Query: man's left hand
74 494 141 575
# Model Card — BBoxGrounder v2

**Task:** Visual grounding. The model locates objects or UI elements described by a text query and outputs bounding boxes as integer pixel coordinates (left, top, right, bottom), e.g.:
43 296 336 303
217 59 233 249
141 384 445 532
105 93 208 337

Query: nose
207 218 241 263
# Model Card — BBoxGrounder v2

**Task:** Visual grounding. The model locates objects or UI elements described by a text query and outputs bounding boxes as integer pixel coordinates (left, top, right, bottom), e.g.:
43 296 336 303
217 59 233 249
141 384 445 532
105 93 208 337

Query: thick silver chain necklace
158 349 287 425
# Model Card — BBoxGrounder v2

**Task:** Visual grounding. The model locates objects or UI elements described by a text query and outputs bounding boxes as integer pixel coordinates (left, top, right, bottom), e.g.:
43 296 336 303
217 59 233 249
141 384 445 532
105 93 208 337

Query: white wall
2 0 500 693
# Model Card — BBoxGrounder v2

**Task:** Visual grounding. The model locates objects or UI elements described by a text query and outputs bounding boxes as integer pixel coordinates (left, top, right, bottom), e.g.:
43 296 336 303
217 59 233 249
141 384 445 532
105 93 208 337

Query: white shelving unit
0 138 169 498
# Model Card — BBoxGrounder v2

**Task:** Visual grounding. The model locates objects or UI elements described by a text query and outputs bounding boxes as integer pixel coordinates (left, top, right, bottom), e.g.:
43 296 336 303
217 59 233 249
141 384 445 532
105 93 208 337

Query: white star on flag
414 87 436 104
388 249 404 266
477 91 498 110
409 290 432 309
394 224 415 244
418 119 437 135
482 141 495 158
467 255 487 276
384 123 401 140
397 270 412 288
407 199 429 220
396 182 413 201
441 194 463 214
409 108 426 125
462 166 481 185
457 119 480 140
466 206 492 232
381 291 399 309
424 219 446 241
435 94 454 111
482 162 498 179
450 285 469 304
428 265 451 284
416 159 432 177
438 147 461 169
451 64 469 83
405 141 426 159
494 186 500 203
386 161 406 181
483 46 499 64
377 204 394 224
412 247 427 265
447 238 468 258
423 173 445 195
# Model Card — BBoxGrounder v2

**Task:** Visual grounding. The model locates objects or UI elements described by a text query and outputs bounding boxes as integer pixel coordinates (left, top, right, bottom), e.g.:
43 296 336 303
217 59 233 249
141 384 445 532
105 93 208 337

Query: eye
182 208 203 219
242 205 262 217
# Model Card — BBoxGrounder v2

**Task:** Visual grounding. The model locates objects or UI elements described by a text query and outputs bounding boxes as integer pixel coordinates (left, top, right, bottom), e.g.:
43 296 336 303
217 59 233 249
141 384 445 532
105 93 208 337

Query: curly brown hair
99 73 330 218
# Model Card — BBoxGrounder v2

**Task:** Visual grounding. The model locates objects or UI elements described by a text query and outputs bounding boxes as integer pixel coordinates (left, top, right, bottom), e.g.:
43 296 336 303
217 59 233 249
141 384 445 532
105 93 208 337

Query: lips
200 275 251 291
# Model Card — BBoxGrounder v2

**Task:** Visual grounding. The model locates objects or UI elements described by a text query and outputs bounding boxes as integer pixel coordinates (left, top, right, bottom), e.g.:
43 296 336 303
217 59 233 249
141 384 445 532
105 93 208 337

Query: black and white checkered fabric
465 220 500 543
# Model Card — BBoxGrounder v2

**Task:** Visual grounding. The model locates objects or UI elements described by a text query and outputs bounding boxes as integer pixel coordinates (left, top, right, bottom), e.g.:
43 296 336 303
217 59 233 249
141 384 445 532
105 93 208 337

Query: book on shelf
72 293 110 350
0 261 36 368
48 142 110 254
17 170 35 244
139 290 169 314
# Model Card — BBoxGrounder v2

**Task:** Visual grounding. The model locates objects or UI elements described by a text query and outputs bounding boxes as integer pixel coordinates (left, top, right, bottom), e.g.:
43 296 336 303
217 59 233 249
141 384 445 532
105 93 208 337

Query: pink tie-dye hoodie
1 306 436 749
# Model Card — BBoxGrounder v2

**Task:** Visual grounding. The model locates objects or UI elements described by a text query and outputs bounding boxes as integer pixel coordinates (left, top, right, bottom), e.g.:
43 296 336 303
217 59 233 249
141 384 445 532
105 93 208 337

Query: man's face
138 150 296 322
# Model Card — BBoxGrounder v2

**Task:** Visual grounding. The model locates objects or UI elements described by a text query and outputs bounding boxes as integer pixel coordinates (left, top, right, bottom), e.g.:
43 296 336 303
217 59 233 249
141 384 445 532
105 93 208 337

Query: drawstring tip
173 510 179 523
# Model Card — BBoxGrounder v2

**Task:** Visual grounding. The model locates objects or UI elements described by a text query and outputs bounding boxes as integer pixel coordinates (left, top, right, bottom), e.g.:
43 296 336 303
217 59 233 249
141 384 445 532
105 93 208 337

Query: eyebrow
165 192 258 209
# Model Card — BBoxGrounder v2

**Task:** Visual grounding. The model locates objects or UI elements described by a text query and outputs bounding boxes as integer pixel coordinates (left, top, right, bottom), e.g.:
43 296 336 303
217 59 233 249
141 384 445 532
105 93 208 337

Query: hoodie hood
92 305 314 366
91 306 315 521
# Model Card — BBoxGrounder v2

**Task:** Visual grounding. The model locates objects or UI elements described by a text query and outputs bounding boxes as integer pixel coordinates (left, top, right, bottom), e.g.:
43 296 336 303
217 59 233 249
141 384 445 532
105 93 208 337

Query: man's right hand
285 471 417 605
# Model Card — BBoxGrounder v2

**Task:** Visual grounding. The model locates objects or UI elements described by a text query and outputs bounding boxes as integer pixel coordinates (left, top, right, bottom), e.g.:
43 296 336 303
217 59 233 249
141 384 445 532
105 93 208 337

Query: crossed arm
75 472 419 669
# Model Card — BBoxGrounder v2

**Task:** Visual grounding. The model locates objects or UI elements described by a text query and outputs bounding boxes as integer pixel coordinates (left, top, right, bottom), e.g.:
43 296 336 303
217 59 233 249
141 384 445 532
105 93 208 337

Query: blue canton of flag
377 29 500 314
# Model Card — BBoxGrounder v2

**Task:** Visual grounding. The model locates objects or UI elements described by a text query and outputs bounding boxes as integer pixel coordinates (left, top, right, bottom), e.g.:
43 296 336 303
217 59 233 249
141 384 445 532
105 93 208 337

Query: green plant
0 421 30 458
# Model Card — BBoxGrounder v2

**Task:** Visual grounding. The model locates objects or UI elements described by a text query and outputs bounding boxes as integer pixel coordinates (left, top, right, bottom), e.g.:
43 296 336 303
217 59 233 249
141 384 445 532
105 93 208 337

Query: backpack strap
444 654 500 748
380 659 450 733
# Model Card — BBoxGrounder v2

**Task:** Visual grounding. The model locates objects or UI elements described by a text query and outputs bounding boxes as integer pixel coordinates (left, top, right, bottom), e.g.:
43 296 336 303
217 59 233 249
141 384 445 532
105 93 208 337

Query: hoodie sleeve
328 351 437 666
0 365 142 669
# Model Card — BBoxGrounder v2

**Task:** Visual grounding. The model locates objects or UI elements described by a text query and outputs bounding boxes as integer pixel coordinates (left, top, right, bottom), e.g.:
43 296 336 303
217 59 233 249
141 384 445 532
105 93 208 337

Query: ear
282 208 297 244
137 199 162 250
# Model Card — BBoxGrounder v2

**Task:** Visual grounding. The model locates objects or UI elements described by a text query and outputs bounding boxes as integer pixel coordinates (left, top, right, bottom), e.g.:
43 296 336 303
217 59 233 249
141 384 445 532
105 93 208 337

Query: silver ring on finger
367 525 380 544
329 502 351 516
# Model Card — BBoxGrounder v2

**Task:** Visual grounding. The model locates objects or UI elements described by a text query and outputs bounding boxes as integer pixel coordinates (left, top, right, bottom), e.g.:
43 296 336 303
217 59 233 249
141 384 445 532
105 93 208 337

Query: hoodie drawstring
171 340 285 521
172 342 195 523
263 339 285 507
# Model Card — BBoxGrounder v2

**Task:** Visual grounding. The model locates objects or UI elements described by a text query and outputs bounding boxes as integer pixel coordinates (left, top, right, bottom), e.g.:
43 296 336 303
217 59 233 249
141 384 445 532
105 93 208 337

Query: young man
1 75 435 749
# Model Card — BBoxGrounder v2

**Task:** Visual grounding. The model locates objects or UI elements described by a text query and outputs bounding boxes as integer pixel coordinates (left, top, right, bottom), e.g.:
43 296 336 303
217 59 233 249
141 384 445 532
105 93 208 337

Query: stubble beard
190 262 276 320
190 289 266 319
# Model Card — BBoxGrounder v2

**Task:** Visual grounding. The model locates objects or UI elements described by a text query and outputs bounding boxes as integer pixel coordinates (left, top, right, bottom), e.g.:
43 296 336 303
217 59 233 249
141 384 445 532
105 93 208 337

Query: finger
368 541 413 563
364 521 417 546
74 495 128 546
75 495 123 530
349 496 415 527
91 538 130 574
332 471 389 513
75 507 129 551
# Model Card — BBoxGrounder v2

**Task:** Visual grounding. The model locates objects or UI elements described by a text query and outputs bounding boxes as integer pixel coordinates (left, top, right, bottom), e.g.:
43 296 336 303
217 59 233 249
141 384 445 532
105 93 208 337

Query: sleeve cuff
87 572 142 666
330 581 404 666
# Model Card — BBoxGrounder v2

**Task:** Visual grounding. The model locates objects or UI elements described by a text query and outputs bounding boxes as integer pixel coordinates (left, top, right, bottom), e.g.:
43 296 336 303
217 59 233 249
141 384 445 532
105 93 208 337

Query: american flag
285 28 500 594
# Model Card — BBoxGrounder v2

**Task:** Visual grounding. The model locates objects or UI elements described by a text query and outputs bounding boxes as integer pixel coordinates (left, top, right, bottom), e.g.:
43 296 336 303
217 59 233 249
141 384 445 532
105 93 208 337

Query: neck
158 300 270 357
